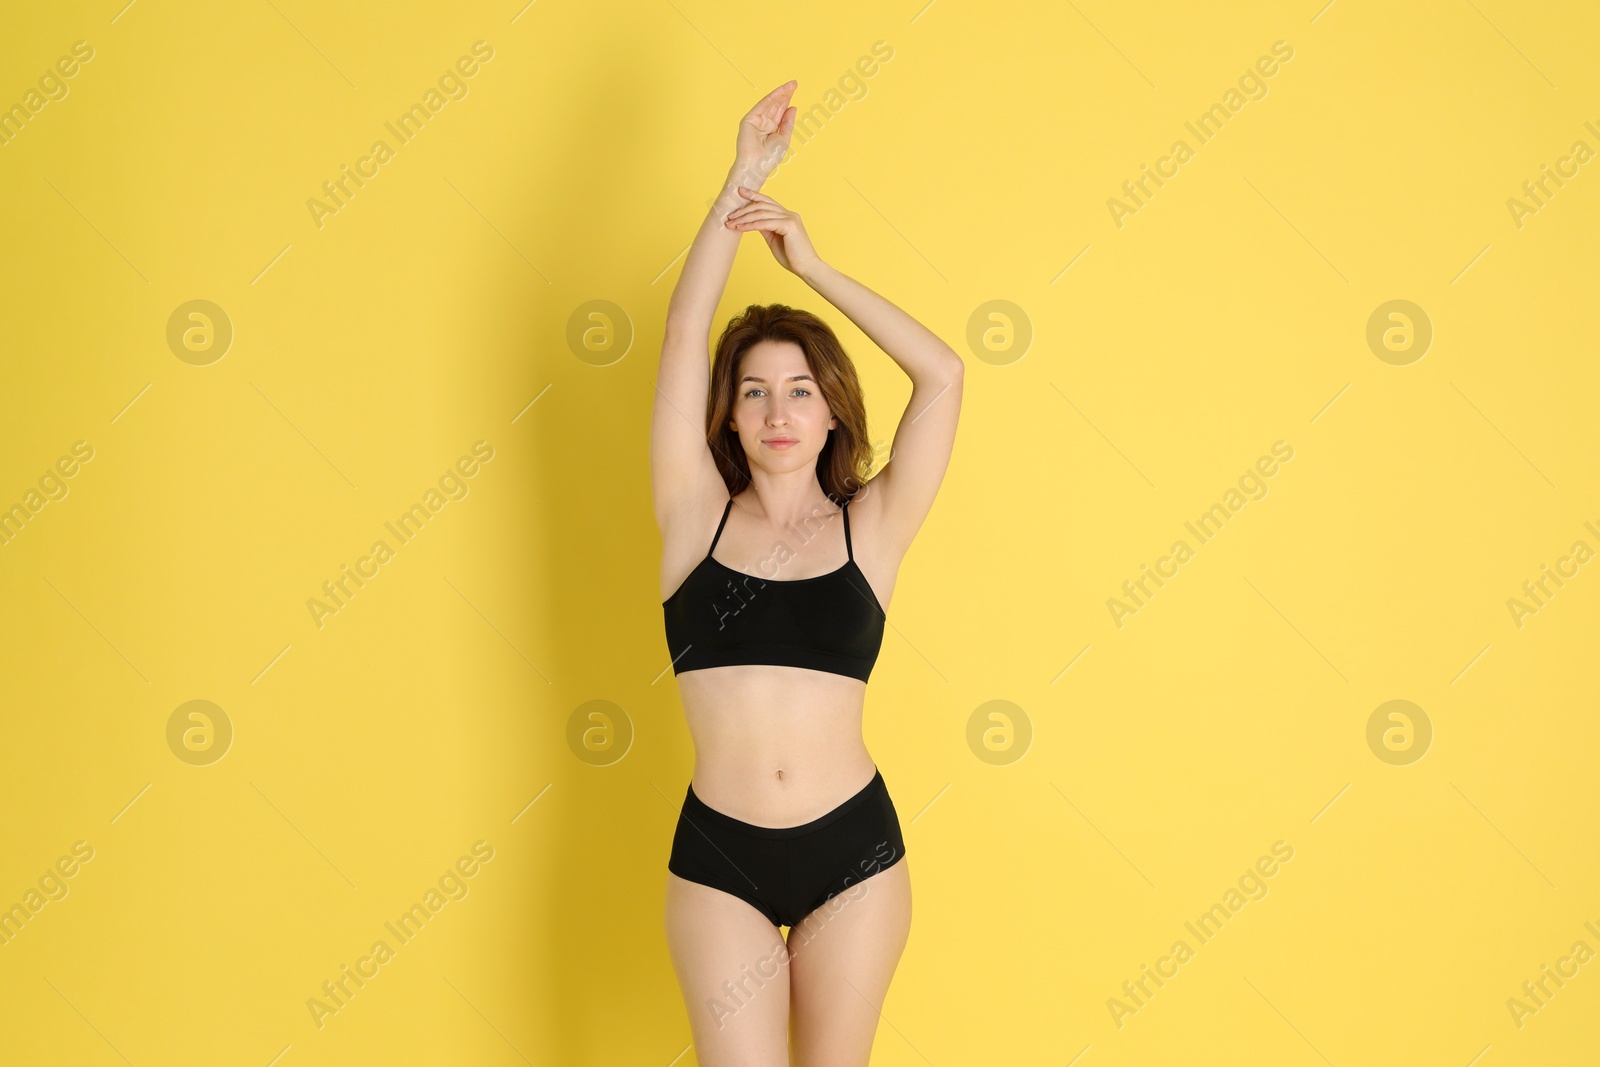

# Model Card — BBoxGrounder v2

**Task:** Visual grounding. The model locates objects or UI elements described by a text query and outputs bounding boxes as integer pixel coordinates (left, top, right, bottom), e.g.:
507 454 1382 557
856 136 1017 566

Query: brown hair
706 303 871 504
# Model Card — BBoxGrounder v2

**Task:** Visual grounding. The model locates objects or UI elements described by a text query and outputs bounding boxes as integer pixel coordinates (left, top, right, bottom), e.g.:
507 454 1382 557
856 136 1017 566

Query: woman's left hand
724 188 820 277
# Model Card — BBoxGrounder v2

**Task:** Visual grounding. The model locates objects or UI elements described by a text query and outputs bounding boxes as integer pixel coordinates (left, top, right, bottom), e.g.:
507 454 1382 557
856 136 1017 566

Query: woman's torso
661 488 901 827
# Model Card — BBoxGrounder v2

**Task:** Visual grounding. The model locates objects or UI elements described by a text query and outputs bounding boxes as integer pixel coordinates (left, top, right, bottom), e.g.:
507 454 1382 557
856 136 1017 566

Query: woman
653 80 963 1065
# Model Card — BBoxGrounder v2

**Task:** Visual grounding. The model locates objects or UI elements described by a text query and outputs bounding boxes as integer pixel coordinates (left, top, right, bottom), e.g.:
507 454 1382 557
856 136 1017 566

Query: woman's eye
742 386 810 398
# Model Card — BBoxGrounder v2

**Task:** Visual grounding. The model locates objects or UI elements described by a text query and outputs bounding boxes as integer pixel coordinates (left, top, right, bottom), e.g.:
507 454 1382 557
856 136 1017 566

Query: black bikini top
662 496 886 682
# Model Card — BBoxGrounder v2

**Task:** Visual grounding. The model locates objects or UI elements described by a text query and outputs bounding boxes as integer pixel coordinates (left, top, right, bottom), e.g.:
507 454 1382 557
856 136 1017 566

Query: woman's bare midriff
677 663 879 828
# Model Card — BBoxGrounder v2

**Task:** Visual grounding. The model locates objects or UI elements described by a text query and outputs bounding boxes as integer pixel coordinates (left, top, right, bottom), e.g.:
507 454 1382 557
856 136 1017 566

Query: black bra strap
842 498 853 561
707 497 734 556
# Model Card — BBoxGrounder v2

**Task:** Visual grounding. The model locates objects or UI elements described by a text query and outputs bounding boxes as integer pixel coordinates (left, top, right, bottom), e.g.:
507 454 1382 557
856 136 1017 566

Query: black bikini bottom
667 766 907 928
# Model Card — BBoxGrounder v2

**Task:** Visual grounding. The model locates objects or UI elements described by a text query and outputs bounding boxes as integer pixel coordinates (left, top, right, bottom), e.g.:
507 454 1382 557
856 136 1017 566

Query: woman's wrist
796 257 831 286
709 158 774 219
728 150 782 191
706 167 750 217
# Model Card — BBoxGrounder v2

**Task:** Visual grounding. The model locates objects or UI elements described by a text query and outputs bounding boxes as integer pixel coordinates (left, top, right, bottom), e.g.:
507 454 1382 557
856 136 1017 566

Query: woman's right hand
724 187 820 277
733 80 797 187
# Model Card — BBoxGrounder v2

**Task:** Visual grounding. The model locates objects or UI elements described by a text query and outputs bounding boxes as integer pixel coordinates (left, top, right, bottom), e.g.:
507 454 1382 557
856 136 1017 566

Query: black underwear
667 766 907 928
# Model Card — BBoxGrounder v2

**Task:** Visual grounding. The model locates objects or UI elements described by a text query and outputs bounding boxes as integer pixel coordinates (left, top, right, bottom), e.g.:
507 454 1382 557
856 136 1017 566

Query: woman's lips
764 438 798 449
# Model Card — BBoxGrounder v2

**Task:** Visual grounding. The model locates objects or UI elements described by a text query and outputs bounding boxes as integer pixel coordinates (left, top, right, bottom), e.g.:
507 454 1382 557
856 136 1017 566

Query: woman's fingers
725 206 786 224
742 81 797 132
727 212 790 230
746 80 796 118
728 190 783 218
728 204 780 222
733 188 780 209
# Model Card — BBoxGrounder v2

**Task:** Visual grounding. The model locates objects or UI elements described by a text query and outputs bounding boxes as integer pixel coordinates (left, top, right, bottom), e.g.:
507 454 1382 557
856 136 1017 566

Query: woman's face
728 339 836 473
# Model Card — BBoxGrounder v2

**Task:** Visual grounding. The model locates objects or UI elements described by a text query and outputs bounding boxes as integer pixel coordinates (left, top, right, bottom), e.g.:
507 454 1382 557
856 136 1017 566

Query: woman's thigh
664 871 793 1066
785 858 913 1067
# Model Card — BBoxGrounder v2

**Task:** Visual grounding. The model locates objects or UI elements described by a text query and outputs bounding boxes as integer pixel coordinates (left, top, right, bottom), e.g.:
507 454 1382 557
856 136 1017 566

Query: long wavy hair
707 303 871 504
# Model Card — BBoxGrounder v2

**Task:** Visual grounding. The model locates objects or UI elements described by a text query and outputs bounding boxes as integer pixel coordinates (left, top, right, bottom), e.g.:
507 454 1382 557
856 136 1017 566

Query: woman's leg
664 871 794 1065
785 858 913 1067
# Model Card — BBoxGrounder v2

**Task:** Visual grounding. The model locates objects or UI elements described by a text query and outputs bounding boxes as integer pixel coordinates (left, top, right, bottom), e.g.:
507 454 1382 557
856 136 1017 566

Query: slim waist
683 766 885 839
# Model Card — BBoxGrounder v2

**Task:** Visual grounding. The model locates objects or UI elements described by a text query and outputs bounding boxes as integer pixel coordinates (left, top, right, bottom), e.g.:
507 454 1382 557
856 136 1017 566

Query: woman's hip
666 765 907 928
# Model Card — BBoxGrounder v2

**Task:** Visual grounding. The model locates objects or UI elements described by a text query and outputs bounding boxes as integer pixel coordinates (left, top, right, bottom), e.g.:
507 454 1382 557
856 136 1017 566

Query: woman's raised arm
722 186 965 555
805 260 963 553
650 82 796 531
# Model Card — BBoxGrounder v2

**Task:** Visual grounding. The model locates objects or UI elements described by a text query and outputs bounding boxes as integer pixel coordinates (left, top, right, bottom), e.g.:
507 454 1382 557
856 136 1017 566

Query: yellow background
2 0 1596 1063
